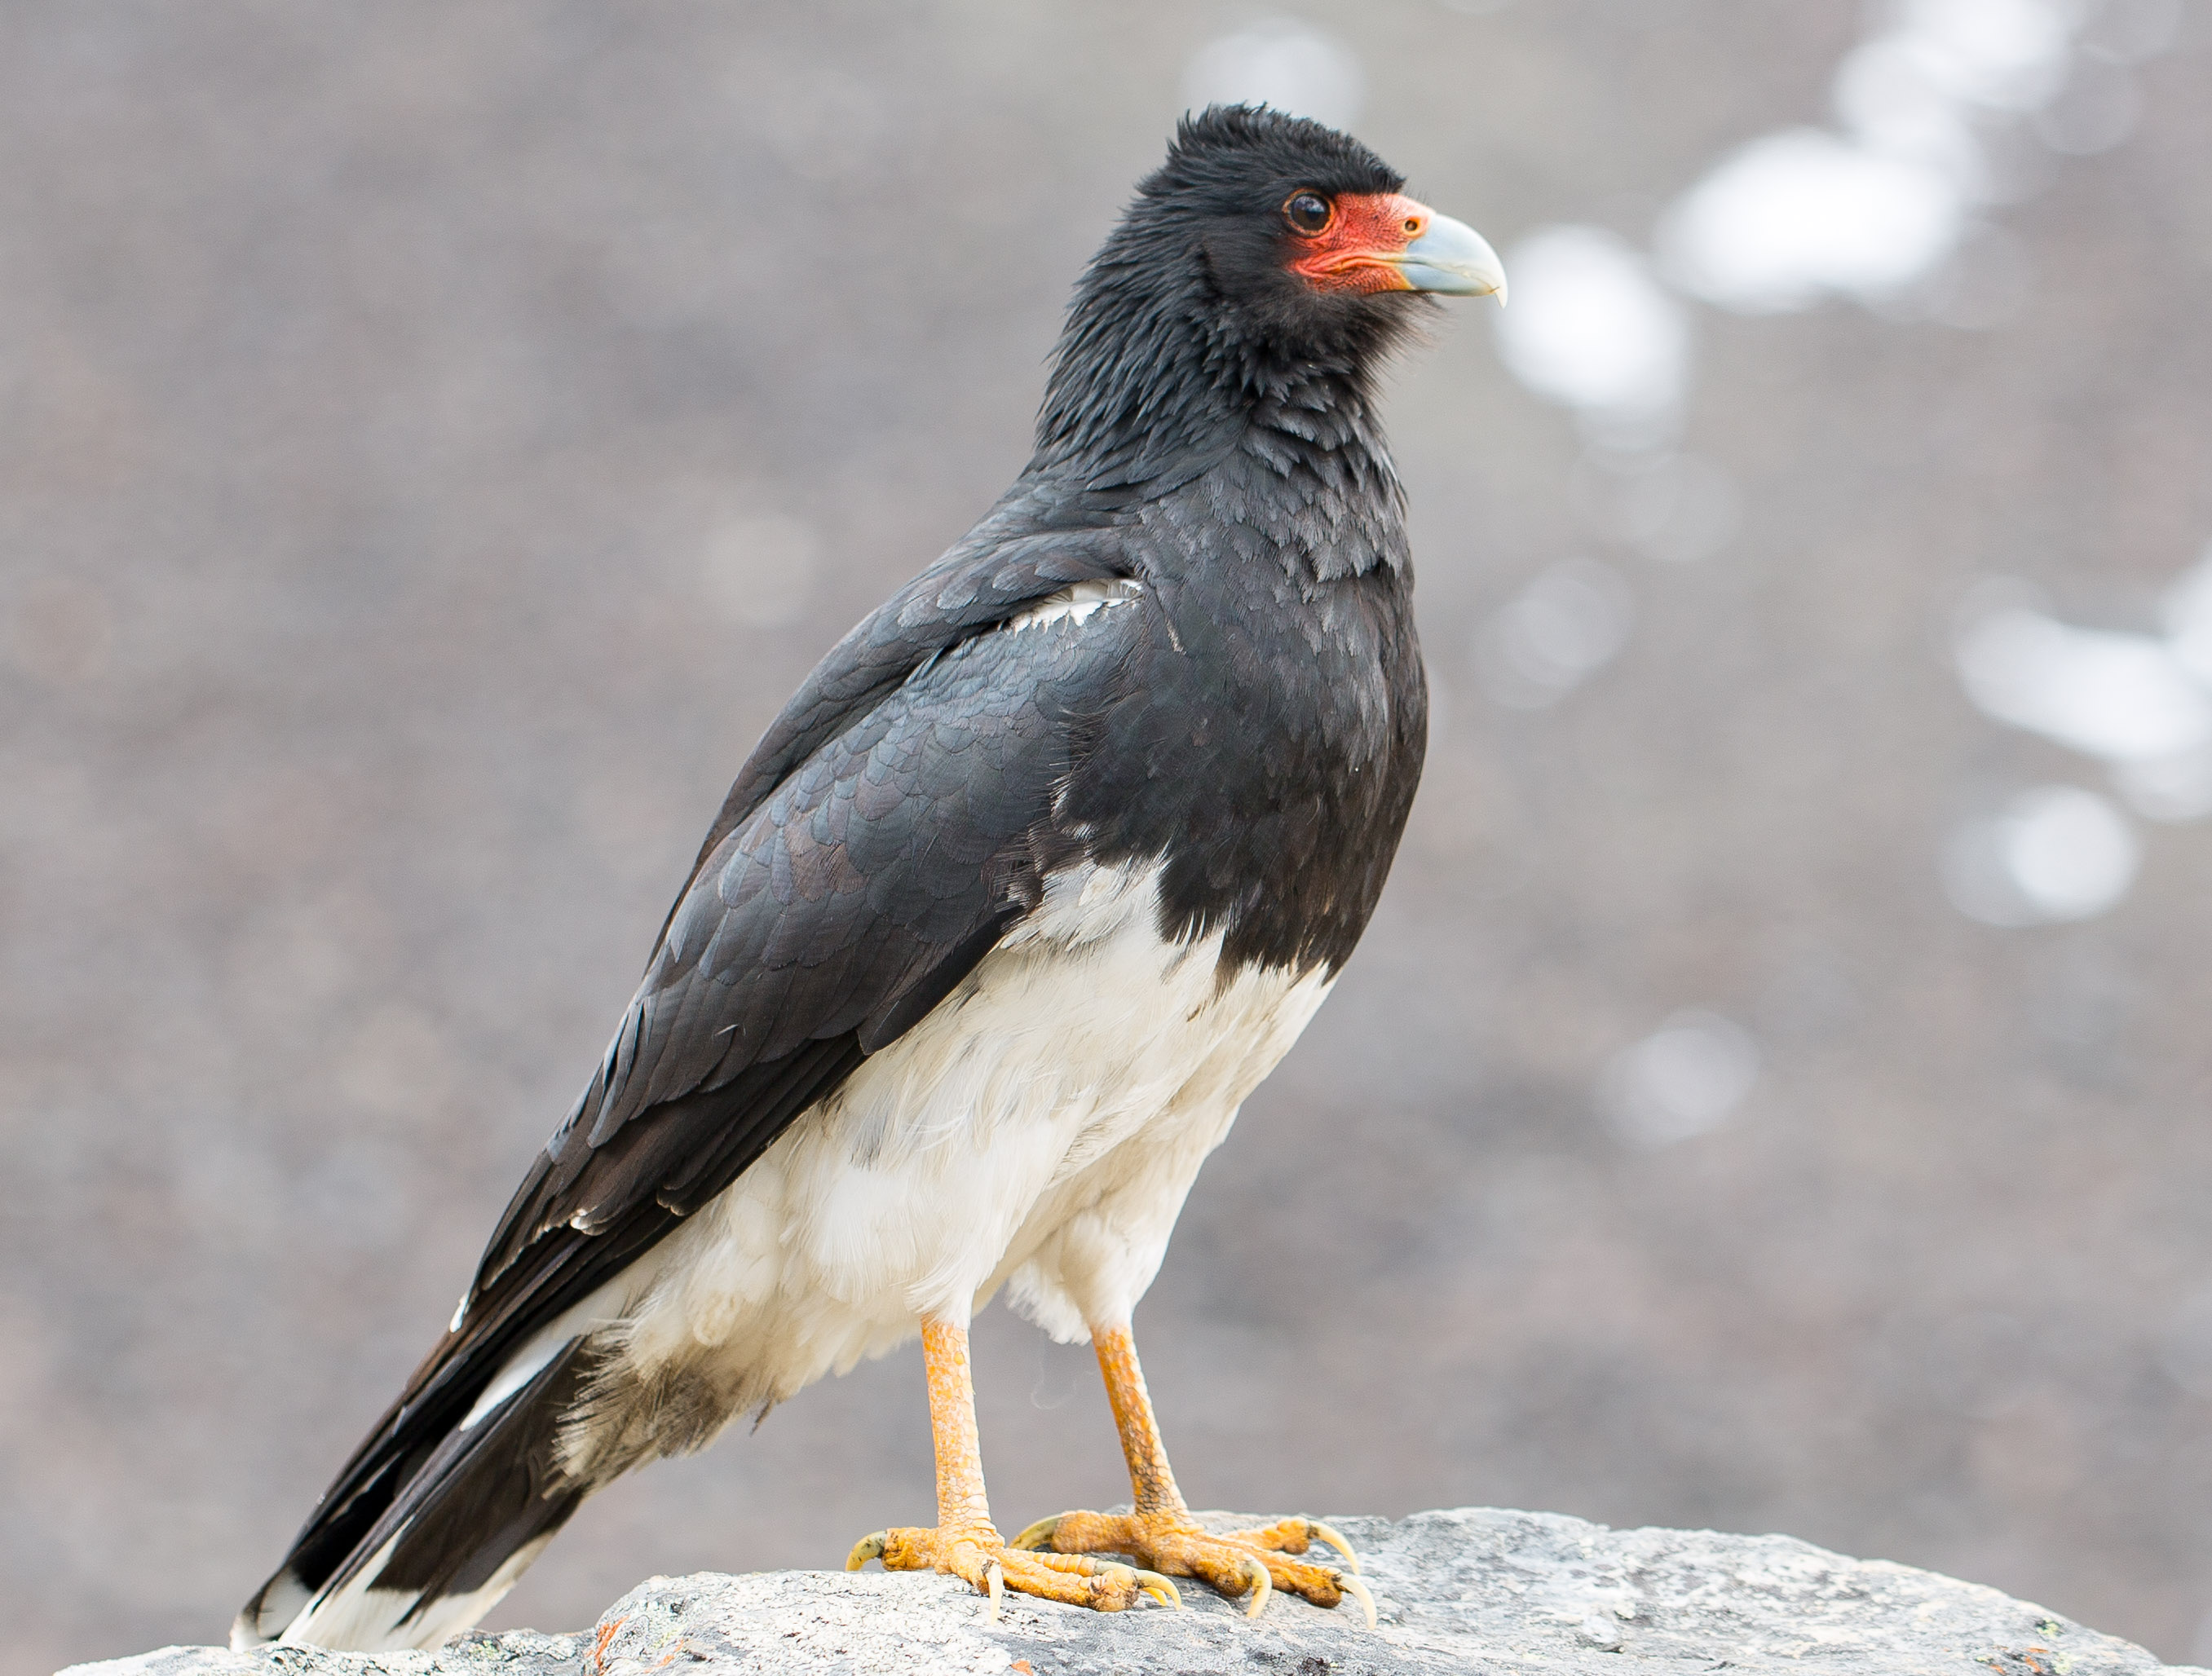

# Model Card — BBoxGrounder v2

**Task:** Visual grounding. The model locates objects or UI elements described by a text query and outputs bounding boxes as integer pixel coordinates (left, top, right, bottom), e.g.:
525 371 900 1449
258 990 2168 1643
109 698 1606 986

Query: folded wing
242 528 1146 1640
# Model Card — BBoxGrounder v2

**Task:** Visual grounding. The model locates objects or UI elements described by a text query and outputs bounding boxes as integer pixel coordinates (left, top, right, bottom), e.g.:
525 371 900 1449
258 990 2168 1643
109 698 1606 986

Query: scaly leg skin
1010 1321 1375 1628
846 1316 1181 1619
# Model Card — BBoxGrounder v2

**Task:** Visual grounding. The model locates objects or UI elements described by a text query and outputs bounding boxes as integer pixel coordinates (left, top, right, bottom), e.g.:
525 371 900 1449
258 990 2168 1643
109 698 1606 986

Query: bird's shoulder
685 512 1139 885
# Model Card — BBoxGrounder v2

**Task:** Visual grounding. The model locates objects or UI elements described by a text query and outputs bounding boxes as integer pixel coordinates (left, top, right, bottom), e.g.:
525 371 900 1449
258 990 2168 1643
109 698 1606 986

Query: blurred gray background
7 2 2212 1670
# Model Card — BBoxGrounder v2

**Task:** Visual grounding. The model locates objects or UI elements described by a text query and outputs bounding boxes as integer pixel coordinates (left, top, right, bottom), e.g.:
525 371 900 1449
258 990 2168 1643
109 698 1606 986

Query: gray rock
59 1508 2210 1676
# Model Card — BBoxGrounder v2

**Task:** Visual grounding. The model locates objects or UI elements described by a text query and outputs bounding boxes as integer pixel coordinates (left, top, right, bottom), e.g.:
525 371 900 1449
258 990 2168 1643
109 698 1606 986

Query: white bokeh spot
1954 598 2212 764
1493 226 1689 431
1600 1012 1763 1150
1945 785 2141 925
1661 130 1967 312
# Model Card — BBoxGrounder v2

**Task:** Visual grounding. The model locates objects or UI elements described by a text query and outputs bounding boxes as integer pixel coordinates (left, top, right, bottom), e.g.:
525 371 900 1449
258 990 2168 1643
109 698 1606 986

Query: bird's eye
1283 192 1332 235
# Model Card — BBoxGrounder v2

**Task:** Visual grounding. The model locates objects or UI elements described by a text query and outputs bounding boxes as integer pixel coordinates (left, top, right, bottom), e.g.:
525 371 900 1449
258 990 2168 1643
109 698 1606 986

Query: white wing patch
1005 576 1144 633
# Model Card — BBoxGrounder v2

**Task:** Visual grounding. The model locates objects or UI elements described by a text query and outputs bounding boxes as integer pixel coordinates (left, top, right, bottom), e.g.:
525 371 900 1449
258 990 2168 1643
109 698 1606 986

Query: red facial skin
1283 192 1435 294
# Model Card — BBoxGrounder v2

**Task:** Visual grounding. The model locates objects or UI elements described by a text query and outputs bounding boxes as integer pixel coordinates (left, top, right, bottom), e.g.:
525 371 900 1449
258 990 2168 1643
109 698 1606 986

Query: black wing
278 526 1138 1577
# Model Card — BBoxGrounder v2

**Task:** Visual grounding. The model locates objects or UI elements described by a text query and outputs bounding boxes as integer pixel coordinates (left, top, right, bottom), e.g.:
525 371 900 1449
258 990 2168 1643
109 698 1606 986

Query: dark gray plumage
236 104 1498 1651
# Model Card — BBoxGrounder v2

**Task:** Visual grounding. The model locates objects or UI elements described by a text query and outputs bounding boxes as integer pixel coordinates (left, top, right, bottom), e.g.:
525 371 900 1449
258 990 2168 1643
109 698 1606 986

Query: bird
232 104 1504 1652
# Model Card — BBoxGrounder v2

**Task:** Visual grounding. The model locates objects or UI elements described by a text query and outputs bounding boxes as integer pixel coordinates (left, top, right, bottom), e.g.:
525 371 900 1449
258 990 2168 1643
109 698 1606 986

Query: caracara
234 104 1503 1651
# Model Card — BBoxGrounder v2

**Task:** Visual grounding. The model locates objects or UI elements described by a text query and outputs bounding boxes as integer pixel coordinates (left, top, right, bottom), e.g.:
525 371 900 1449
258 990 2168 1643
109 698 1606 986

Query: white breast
590 857 1331 1462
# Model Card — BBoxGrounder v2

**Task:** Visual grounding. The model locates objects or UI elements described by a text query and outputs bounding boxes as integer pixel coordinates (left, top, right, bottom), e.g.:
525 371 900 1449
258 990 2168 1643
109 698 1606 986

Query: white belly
581 857 1331 1468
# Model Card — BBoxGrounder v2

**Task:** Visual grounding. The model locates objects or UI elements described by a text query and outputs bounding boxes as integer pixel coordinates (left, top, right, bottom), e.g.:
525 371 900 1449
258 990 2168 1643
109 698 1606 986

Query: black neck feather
1028 219 1407 501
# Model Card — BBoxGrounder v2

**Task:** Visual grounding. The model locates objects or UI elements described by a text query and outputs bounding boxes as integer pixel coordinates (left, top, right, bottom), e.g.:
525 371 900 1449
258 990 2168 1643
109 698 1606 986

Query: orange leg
846 1316 1179 1615
1012 1321 1375 1626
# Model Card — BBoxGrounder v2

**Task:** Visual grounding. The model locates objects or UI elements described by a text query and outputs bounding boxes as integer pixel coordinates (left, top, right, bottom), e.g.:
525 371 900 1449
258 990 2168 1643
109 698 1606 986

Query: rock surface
60 1509 2210 1676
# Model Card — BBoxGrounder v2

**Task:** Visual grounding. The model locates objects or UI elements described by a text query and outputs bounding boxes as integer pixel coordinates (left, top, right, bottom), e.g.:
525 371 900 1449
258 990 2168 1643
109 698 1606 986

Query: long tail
233 1337 598 1652
233 999 869 1649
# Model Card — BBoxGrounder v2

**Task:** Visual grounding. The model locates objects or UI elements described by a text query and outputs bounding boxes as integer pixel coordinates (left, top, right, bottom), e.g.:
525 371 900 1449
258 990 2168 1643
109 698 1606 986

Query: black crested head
1032 106 1445 495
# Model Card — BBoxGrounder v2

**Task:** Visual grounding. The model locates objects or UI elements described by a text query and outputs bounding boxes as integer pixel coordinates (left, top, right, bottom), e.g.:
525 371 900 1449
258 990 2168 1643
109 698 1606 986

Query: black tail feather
237 1339 595 1650
239 1027 878 1649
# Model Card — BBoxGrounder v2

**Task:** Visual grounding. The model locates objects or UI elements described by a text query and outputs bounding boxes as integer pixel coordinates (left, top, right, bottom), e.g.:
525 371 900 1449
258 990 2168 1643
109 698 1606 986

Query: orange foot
847 1523 1181 1617
1010 1511 1375 1626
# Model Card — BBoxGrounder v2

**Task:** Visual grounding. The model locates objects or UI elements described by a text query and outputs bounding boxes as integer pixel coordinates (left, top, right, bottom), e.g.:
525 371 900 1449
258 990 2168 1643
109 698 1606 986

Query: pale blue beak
1393 213 1508 302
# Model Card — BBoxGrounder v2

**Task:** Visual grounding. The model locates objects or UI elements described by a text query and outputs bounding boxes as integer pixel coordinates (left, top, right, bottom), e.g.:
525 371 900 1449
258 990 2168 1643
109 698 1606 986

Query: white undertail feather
231 1572 309 1650
267 1532 556 1654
